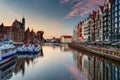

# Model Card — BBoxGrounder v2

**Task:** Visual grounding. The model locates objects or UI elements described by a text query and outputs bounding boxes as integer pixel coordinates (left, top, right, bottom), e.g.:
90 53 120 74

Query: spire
22 17 25 30
31 29 34 32
1 23 4 27
27 27 30 31
22 17 25 23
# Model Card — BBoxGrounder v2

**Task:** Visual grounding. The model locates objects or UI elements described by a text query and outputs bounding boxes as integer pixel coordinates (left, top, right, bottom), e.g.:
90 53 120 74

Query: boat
17 43 41 54
0 40 16 64
17 51 42 58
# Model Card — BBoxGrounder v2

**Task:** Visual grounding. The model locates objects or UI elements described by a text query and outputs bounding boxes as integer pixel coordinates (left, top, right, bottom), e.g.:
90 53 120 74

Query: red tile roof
99 6 104 12
61 35 72 38
37 31 44 34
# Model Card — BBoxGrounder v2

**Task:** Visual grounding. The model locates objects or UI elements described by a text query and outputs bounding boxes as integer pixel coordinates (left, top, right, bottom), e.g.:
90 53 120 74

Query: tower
22 17 25 31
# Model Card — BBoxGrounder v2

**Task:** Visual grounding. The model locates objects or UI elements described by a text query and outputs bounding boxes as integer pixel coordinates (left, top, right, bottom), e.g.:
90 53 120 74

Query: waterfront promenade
69 43 120 62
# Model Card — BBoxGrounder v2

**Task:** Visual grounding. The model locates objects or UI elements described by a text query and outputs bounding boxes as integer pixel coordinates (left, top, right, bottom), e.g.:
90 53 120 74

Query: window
115 23 117 28
115 18 118 22
119 17 120 22
112 24 115 29
115 0 118 5
115 6 117 11
119 23 120 28
115 12 117 17
119 5 120 9
119 11 120 16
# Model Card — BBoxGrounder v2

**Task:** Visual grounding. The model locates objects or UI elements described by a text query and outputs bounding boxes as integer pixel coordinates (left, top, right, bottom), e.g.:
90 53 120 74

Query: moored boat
17 43 41 54
0 40 16 64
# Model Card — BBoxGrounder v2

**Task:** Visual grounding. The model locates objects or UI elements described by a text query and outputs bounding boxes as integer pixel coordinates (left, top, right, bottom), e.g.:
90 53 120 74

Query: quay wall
69 43 120 62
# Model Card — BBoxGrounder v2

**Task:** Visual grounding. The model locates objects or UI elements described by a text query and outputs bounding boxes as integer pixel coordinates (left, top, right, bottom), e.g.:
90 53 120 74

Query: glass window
119 11 120 16
115 12 117 17
119 17 120 22
115 0 118 5
119 5 120 9
119 23 120 28
112 24 115 29
115 18 118 22
112 8 115 12
115 6 117 11
115 23 117 28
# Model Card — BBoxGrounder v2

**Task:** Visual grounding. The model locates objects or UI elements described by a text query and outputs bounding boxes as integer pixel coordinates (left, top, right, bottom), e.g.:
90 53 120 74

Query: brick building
0 17 25 42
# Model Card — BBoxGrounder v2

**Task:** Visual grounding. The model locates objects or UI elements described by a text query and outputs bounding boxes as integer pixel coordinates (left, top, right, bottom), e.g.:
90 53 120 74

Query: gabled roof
99 6 104 12
13 19 22 25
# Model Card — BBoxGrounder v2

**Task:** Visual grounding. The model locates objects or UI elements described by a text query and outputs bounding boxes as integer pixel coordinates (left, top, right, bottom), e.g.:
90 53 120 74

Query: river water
1 44 120 80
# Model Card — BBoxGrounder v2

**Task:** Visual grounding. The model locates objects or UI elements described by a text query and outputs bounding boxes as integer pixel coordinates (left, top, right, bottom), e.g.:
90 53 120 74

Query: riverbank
69 43 120 62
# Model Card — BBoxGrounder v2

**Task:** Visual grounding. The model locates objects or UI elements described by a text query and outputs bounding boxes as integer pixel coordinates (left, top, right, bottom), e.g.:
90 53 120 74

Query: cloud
60 0 104 19
66 65 87 80
60 0 79 4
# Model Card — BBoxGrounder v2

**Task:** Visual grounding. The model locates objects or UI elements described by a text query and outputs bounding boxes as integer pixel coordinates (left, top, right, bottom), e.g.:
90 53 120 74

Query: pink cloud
61 0 104 19
60 0 70 4
60 0 79 4
66 65 87 80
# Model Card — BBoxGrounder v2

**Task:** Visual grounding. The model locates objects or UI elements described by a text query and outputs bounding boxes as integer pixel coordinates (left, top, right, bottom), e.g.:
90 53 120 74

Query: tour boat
0 40 16 64
17 44 41 54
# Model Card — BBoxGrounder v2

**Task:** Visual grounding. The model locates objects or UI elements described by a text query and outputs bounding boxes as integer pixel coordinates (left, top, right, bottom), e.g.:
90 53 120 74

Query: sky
0 0 104 38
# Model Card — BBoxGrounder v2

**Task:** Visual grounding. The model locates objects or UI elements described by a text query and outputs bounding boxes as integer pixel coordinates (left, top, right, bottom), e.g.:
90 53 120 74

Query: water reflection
0 45 119 80
0 58 16 80
14 50 44 76
60 44 71 51
73 50 120 80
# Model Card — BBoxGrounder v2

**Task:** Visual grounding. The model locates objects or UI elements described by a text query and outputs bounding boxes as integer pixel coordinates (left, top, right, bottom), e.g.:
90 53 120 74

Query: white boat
0 40 16 64
17 44 41 54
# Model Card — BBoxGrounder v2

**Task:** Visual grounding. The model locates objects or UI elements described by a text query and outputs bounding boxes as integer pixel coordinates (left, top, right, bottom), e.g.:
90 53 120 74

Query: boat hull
17 49 41 54
0 53 16 65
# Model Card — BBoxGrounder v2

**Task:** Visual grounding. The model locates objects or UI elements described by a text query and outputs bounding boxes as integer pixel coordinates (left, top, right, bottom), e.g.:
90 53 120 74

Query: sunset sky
0 0 104 38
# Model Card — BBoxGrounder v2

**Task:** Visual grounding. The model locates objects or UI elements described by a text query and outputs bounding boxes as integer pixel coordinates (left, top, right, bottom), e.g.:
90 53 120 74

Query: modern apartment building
103 0 112 41
111 0 120 42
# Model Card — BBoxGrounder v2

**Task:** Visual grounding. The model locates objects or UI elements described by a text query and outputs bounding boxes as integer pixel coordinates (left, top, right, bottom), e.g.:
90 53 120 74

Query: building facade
96 6 104 42
60 35 72 43
0 23 12 40
92 11 97 42
73 23 83 43
103 0 112 41
82 19 89 42
73 26 78 42
87 14 93 42
12 18 25 42
77 22 83 42
111 0 120 42
37 31 44 42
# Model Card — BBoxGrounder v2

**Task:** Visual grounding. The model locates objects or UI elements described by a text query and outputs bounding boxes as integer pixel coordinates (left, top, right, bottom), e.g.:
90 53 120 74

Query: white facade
82 18 91 42
61 36 72 43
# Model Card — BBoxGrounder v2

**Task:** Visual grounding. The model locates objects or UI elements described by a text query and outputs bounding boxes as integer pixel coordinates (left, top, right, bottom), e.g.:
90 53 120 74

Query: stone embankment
69 43 120 62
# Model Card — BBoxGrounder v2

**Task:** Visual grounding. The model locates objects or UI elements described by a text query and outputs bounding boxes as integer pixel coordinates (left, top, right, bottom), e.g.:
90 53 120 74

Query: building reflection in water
0 58 16 80
72 50 120 80
14 50 44 76
60 44 71 52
